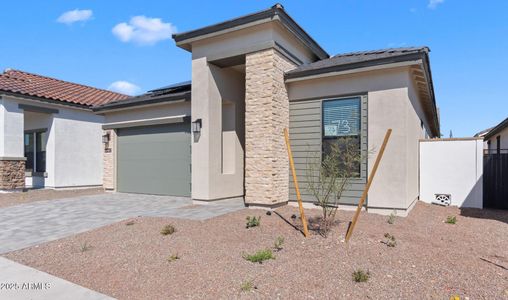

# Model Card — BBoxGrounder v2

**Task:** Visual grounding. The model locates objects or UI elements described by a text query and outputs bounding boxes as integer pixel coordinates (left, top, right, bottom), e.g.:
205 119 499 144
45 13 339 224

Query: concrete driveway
0 193 244 254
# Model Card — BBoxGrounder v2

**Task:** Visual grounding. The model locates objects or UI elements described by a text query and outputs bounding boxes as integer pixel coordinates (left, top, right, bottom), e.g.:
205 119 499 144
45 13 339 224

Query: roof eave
0 90 92 110
420 51 440 137
285 52 424 80
484 117 508 140
172 4 329 60
285 51 441 138
92 91 191 113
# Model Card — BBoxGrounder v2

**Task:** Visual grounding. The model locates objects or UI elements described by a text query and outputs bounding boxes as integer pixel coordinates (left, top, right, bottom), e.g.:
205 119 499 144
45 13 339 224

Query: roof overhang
102 115 190 130
285 52 440 137
484 117 508 140
0 91 91 111
93 90 191 114
172 4 328 60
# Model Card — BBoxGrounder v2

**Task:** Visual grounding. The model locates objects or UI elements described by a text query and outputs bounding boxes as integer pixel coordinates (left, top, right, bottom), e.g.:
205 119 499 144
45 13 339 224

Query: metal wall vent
433 194 451 206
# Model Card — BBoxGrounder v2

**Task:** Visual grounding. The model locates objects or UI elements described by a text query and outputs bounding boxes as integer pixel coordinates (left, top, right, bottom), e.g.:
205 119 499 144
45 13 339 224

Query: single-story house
91 4 440 216
483 117 508 154
0 69 128 190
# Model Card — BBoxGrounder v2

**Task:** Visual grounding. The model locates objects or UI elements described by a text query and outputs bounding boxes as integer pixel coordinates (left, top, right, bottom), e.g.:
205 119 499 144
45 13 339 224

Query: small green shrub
352 269 370 282
445 216 457 224
387 211 396 224
80 241 92 253
246 216 261 228
161 224 176 235
273 236 284 251
383 233 397 247
240 280 254 292
243 249 274 263
125 220 135 226
167 253 180 262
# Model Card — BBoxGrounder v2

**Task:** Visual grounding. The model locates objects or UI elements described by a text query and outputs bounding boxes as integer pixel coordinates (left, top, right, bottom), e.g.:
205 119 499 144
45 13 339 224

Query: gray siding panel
288 95 368 205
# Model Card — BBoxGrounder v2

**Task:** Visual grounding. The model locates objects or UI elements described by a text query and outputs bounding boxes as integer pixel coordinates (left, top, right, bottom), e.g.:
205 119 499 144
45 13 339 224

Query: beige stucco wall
190 22 316 64
191 58 246 200
288 66 433 215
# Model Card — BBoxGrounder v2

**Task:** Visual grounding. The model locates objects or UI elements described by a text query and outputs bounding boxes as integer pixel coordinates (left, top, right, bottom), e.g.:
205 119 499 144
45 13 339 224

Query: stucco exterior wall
51 106 104 188
420 139 483 208
191 22 316 64
103 102 191 124
0 96 24 158
287 67 434 215
191 56 246 200
1 96 104 189
405 73 429 208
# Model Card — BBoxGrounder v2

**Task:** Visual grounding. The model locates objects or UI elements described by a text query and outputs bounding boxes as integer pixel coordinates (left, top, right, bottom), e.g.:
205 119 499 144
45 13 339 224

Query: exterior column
0 97 26 190
244 49 296 206
102 129 116 190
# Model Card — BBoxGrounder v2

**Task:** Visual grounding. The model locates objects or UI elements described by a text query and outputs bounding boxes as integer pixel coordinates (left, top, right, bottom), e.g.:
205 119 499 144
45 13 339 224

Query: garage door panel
117 123 191 196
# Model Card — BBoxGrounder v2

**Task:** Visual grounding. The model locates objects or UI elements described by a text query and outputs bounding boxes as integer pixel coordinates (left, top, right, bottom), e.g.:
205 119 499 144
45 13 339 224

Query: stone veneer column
0 159 25 190
102 129 116 190
244 48 296 206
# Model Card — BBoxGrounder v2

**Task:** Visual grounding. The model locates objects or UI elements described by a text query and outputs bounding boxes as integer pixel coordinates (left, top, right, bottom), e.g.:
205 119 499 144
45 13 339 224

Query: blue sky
0 0 507 136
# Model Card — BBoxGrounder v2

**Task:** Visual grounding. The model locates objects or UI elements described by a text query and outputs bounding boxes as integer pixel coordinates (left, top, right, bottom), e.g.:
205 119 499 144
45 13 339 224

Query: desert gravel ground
0 188 104 208
4 202 508 299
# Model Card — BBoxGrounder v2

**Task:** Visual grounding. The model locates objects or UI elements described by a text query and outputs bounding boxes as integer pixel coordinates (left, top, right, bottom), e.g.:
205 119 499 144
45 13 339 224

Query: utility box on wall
419 138 483 208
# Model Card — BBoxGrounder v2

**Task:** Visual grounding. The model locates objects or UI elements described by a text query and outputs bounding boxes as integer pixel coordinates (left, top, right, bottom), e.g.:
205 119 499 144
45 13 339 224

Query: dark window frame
321 96 363 179
24 129 47 174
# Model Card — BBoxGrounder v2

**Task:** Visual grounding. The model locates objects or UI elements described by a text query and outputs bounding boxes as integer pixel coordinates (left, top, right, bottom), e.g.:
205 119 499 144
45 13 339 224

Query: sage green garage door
117 123 191 196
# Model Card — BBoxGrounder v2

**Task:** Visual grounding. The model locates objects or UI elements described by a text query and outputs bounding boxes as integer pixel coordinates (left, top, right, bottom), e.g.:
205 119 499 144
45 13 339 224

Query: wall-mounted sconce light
192 119 202 134
102 133 110 144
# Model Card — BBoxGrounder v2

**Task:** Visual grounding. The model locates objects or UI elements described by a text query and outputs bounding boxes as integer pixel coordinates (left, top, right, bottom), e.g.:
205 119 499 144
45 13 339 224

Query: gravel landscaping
0 188 104 208
4 202 507 299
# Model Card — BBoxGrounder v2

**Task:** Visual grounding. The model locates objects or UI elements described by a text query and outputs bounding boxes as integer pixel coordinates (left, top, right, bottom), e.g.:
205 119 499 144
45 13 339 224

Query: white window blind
323 97 361 137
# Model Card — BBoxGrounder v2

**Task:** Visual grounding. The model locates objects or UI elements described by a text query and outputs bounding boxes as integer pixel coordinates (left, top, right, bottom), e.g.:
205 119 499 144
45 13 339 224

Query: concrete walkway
0 256 114 300
0 193 244 254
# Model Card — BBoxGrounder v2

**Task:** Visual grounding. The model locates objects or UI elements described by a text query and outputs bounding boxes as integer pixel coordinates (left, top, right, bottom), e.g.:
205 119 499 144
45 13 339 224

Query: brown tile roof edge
0 69 129 108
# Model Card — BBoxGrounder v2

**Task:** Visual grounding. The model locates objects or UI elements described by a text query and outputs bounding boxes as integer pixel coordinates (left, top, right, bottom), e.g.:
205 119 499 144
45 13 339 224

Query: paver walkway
0 257 114 300
0 193 244 254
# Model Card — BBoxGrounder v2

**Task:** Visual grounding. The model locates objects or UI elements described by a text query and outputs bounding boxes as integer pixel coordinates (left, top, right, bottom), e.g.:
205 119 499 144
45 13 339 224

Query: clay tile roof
0 69 129 107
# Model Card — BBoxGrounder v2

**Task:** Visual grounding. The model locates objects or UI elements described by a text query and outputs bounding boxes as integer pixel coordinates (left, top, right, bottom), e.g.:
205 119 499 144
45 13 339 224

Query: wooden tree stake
345 129 392 243
284 128 310 237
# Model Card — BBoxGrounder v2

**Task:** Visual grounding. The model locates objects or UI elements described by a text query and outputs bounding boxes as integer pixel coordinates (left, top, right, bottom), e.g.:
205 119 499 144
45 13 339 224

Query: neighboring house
0 69 128 190
93 4 440 216
474 127 493 149
483 117 508 154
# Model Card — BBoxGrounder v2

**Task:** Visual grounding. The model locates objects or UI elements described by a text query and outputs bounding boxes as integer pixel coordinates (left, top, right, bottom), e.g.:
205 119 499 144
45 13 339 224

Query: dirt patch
0 188 104 208
4 202 508 299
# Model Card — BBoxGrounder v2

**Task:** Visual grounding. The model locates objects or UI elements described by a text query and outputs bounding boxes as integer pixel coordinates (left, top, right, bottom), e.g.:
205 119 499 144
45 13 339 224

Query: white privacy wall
419 139 483 208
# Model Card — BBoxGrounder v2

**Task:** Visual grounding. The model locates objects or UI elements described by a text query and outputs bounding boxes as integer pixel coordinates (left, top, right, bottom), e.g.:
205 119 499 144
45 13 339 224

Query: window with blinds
323 97 361 137
322 97 362 177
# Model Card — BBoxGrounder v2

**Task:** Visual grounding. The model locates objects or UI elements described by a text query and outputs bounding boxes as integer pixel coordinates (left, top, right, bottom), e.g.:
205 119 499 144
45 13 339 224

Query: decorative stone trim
244 48 296 206
0 160 26 190
0 157 27 161
103 129 117 190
